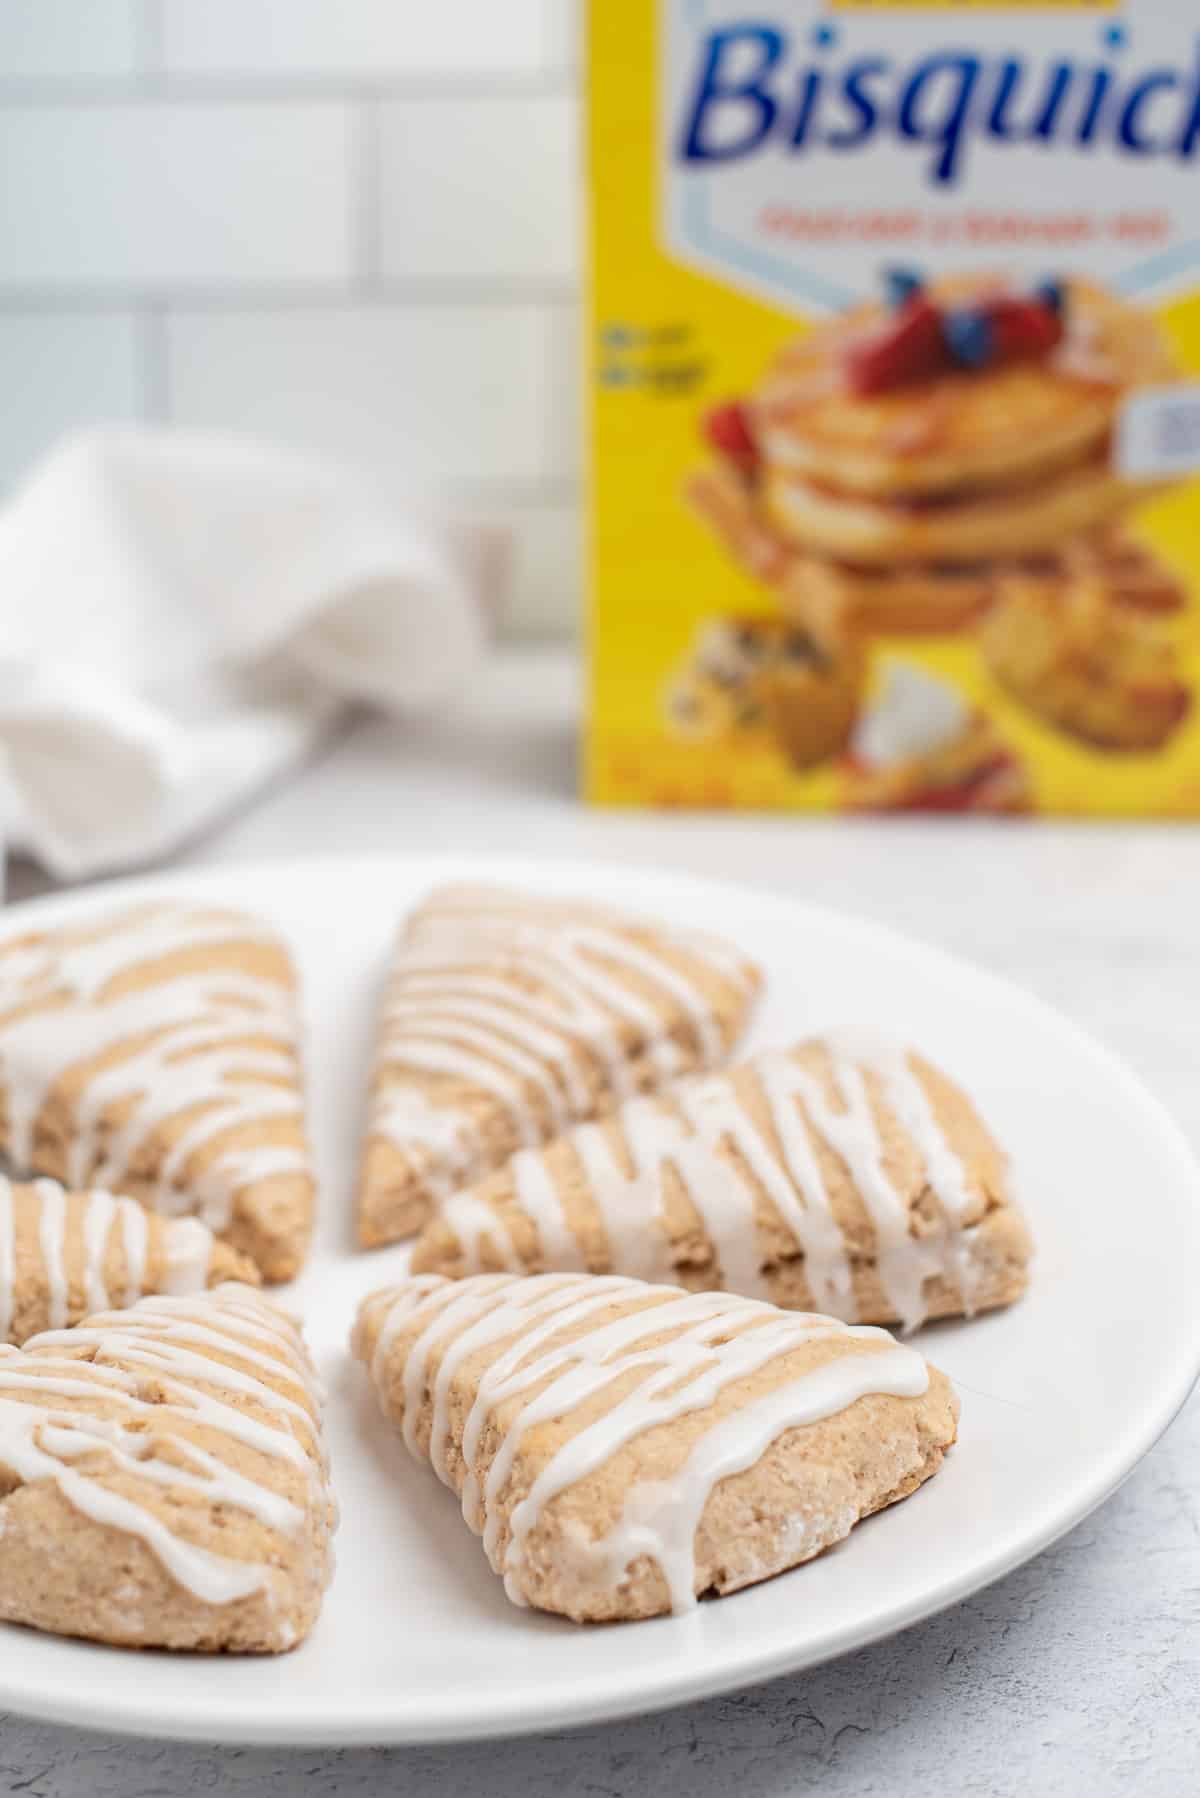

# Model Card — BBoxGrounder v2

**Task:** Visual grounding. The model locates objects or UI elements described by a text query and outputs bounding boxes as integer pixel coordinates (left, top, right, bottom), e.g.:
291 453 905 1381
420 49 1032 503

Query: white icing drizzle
389 951 635 1100
571 926 724 1067
510 1151 586 1272
668 1084 772 1301
785 1052 944 1333
570 1123 672 1286
368 886 756 1197
365 1273 929 1615
162 1217 216 1295
387 996 591 1116
437 1041 985 1332
366 1273 456 1391
0 1176 223 1343
34 1179 68 1330
120 1197 149 1308
585 1349 925 1612
53 1464 273 1605
0 904 309 1233
42 1422 302 1532
834 1031 979 1311
372 1088 477 1205
80 1186 118 1315
385 1038 542 1150
433 1193 522 1271
0 1286 331 1608
755 1055 855 1318
0 1182 13 1343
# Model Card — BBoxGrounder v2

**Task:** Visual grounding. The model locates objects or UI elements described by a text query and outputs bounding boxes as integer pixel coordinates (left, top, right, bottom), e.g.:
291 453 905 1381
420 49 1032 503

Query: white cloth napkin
0 428 499 880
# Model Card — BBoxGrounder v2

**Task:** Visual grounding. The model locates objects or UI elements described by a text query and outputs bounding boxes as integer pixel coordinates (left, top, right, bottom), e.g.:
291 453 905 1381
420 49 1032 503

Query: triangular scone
353 1272 957 1622
0 1177 258 1345
411 1037 1032 1333
0 902 316 1282
0 1284 335 1652
356 885 762 1248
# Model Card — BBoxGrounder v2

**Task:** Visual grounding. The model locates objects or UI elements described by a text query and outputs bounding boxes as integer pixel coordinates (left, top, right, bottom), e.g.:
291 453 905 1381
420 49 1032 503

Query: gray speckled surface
2 652 1198 1796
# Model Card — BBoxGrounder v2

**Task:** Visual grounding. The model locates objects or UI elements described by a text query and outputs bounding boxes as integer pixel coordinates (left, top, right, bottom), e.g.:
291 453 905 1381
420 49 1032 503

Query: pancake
778 554 994 637
755 277 1176 501
763 453 1134 566
688 459 994 635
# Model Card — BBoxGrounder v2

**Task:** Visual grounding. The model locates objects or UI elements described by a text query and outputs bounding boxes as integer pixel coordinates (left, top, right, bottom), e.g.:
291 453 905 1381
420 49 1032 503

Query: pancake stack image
673 271 1192 812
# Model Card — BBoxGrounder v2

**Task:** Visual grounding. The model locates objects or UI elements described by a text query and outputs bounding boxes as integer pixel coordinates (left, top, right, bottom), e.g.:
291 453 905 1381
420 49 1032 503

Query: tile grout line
544 304 582 486
548 0 584 81
442 476 581 507
0 74 575 106
137 301 170 423
135 0 166 94
0 285 581 312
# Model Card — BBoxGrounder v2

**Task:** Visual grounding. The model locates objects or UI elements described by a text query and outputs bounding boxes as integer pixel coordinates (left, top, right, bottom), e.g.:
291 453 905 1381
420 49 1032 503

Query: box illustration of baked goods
584 2 1200 815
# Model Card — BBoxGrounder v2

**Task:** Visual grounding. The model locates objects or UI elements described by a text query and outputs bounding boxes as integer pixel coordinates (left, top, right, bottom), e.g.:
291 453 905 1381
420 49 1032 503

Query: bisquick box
584 1 1200 816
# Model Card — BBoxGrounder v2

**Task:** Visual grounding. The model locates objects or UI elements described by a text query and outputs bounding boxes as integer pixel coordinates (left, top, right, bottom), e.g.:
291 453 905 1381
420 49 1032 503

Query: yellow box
584 1 1200 816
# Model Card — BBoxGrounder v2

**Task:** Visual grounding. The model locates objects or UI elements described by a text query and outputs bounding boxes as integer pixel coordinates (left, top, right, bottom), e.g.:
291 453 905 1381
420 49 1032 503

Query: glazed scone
356 884 762 1247
411 1037 1031 1333
0 1177 258 1344
0 902 317 1282
353 1272 958 1622
0 1284 335 1652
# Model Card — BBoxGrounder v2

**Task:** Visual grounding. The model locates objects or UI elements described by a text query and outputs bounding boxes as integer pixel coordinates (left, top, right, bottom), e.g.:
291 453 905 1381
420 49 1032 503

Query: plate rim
0 850 1197 1747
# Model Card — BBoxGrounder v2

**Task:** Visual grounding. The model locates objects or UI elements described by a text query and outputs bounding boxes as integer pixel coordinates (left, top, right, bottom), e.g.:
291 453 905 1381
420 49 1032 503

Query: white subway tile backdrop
375 97 578 284
165 305 555 485
0 0 582 637
0 103 355 287
0 312 142 488
0 0 139 80
161 0 565 82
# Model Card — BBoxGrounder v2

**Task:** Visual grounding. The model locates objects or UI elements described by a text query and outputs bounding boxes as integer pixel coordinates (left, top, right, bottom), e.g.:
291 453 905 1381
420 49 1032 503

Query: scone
0 1176 257 1344
666 614 864 768
981 537 1192 750
356 884 762 1247
0 1284 335 1652
353 1271 958 1622
411 1037 1031 1333
841 662 1031 815
0 901 316 1282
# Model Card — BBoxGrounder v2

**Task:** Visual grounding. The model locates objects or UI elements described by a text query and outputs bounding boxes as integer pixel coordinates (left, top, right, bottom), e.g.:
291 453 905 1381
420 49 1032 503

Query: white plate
1 853 1198 1747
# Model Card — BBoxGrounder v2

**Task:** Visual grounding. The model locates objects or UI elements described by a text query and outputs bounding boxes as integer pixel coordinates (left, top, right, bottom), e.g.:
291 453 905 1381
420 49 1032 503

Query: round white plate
1 854 1198 1746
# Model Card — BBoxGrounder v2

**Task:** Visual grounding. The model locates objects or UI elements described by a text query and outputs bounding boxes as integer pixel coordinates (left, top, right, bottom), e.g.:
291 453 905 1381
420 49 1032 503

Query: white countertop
5 648 1199 1796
